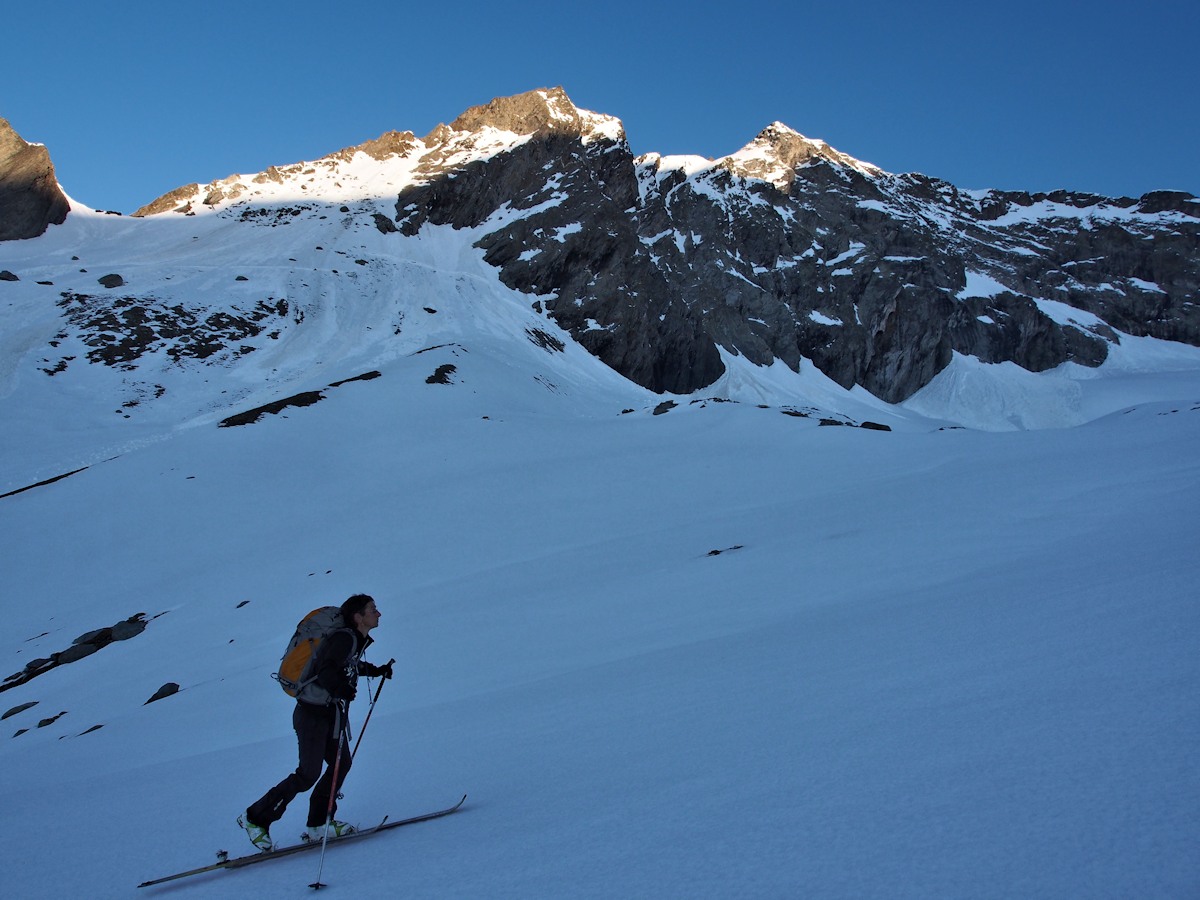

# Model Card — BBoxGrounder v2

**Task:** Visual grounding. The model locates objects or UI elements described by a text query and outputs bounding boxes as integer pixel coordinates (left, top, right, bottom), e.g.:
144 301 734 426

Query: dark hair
340 594 375 624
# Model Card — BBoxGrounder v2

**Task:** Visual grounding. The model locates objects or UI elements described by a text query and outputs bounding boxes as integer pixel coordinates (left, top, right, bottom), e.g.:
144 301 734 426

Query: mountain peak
131 89 631 218
443 87 624 145
724 121 884 188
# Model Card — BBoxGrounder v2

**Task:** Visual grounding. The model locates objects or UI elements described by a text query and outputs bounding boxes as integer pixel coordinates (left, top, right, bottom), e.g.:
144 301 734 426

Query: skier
238 594 392 851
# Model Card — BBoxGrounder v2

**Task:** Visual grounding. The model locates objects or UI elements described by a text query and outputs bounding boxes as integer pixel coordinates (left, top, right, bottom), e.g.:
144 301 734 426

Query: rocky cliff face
389 89 1199 402
0 118 70 241
95 88 1200 402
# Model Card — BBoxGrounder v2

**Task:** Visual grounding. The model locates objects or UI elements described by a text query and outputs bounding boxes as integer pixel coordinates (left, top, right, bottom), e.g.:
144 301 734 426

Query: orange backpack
273 606 348 702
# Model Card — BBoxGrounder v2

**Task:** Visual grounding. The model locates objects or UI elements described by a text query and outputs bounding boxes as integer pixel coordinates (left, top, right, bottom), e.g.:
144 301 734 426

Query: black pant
247 702 353 829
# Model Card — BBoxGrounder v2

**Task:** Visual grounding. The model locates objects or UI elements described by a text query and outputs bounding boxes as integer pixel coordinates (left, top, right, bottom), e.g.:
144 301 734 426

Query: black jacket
312 628 381 704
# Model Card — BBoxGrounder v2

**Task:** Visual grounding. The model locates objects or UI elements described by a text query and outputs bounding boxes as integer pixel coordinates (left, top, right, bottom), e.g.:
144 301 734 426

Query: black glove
364 661 393 680
335 682 357 702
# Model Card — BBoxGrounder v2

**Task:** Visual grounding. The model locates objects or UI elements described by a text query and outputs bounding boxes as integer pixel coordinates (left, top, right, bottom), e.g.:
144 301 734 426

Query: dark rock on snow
0 614 150 693
145 683 180 704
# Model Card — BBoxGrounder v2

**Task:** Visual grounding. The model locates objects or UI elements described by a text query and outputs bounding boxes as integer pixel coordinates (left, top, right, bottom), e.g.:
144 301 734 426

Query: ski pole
310 702 349 890
352 658 393 759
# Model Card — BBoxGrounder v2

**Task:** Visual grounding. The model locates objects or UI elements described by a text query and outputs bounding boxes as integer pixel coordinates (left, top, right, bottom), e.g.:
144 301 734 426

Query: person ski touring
238 594 392 852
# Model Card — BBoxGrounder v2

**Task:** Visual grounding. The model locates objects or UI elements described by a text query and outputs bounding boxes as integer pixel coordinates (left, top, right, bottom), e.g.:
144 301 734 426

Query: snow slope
2 198 1199 899
2 373 1198 898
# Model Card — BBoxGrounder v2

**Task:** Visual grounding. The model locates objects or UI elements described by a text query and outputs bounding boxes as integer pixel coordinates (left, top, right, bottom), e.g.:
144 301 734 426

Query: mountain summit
724 122 884 189
445 86 624 144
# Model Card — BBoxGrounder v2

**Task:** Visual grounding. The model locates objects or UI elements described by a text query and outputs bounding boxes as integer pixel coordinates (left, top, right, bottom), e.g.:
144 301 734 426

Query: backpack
273 606 351 703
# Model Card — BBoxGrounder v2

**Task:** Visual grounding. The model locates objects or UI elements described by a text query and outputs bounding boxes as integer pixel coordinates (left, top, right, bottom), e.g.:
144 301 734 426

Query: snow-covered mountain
2 87 1198 455
1 89 1199 898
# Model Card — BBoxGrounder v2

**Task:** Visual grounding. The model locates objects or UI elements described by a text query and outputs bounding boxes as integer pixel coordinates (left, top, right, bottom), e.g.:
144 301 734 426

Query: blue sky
3 0 1196 213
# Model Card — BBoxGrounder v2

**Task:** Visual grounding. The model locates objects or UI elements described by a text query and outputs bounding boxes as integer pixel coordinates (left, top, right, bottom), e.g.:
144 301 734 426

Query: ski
138 795 466 889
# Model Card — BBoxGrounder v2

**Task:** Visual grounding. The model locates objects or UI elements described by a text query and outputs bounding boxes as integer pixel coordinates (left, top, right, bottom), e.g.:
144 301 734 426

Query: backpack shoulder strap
297 627 358 697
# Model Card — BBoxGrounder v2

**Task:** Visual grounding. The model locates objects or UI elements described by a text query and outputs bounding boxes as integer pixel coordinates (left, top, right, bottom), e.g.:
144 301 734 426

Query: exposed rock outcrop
1 614 150 693
391 89 1200 401
0 118 70 240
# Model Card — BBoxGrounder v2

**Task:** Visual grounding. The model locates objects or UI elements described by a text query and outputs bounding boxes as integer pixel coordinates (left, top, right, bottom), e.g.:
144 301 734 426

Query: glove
335 682 357 702
364 661 393 680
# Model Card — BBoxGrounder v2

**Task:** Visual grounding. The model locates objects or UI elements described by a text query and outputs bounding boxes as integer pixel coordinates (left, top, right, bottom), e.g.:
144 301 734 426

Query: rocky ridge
387 89 1200 401
3 89 1198 403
